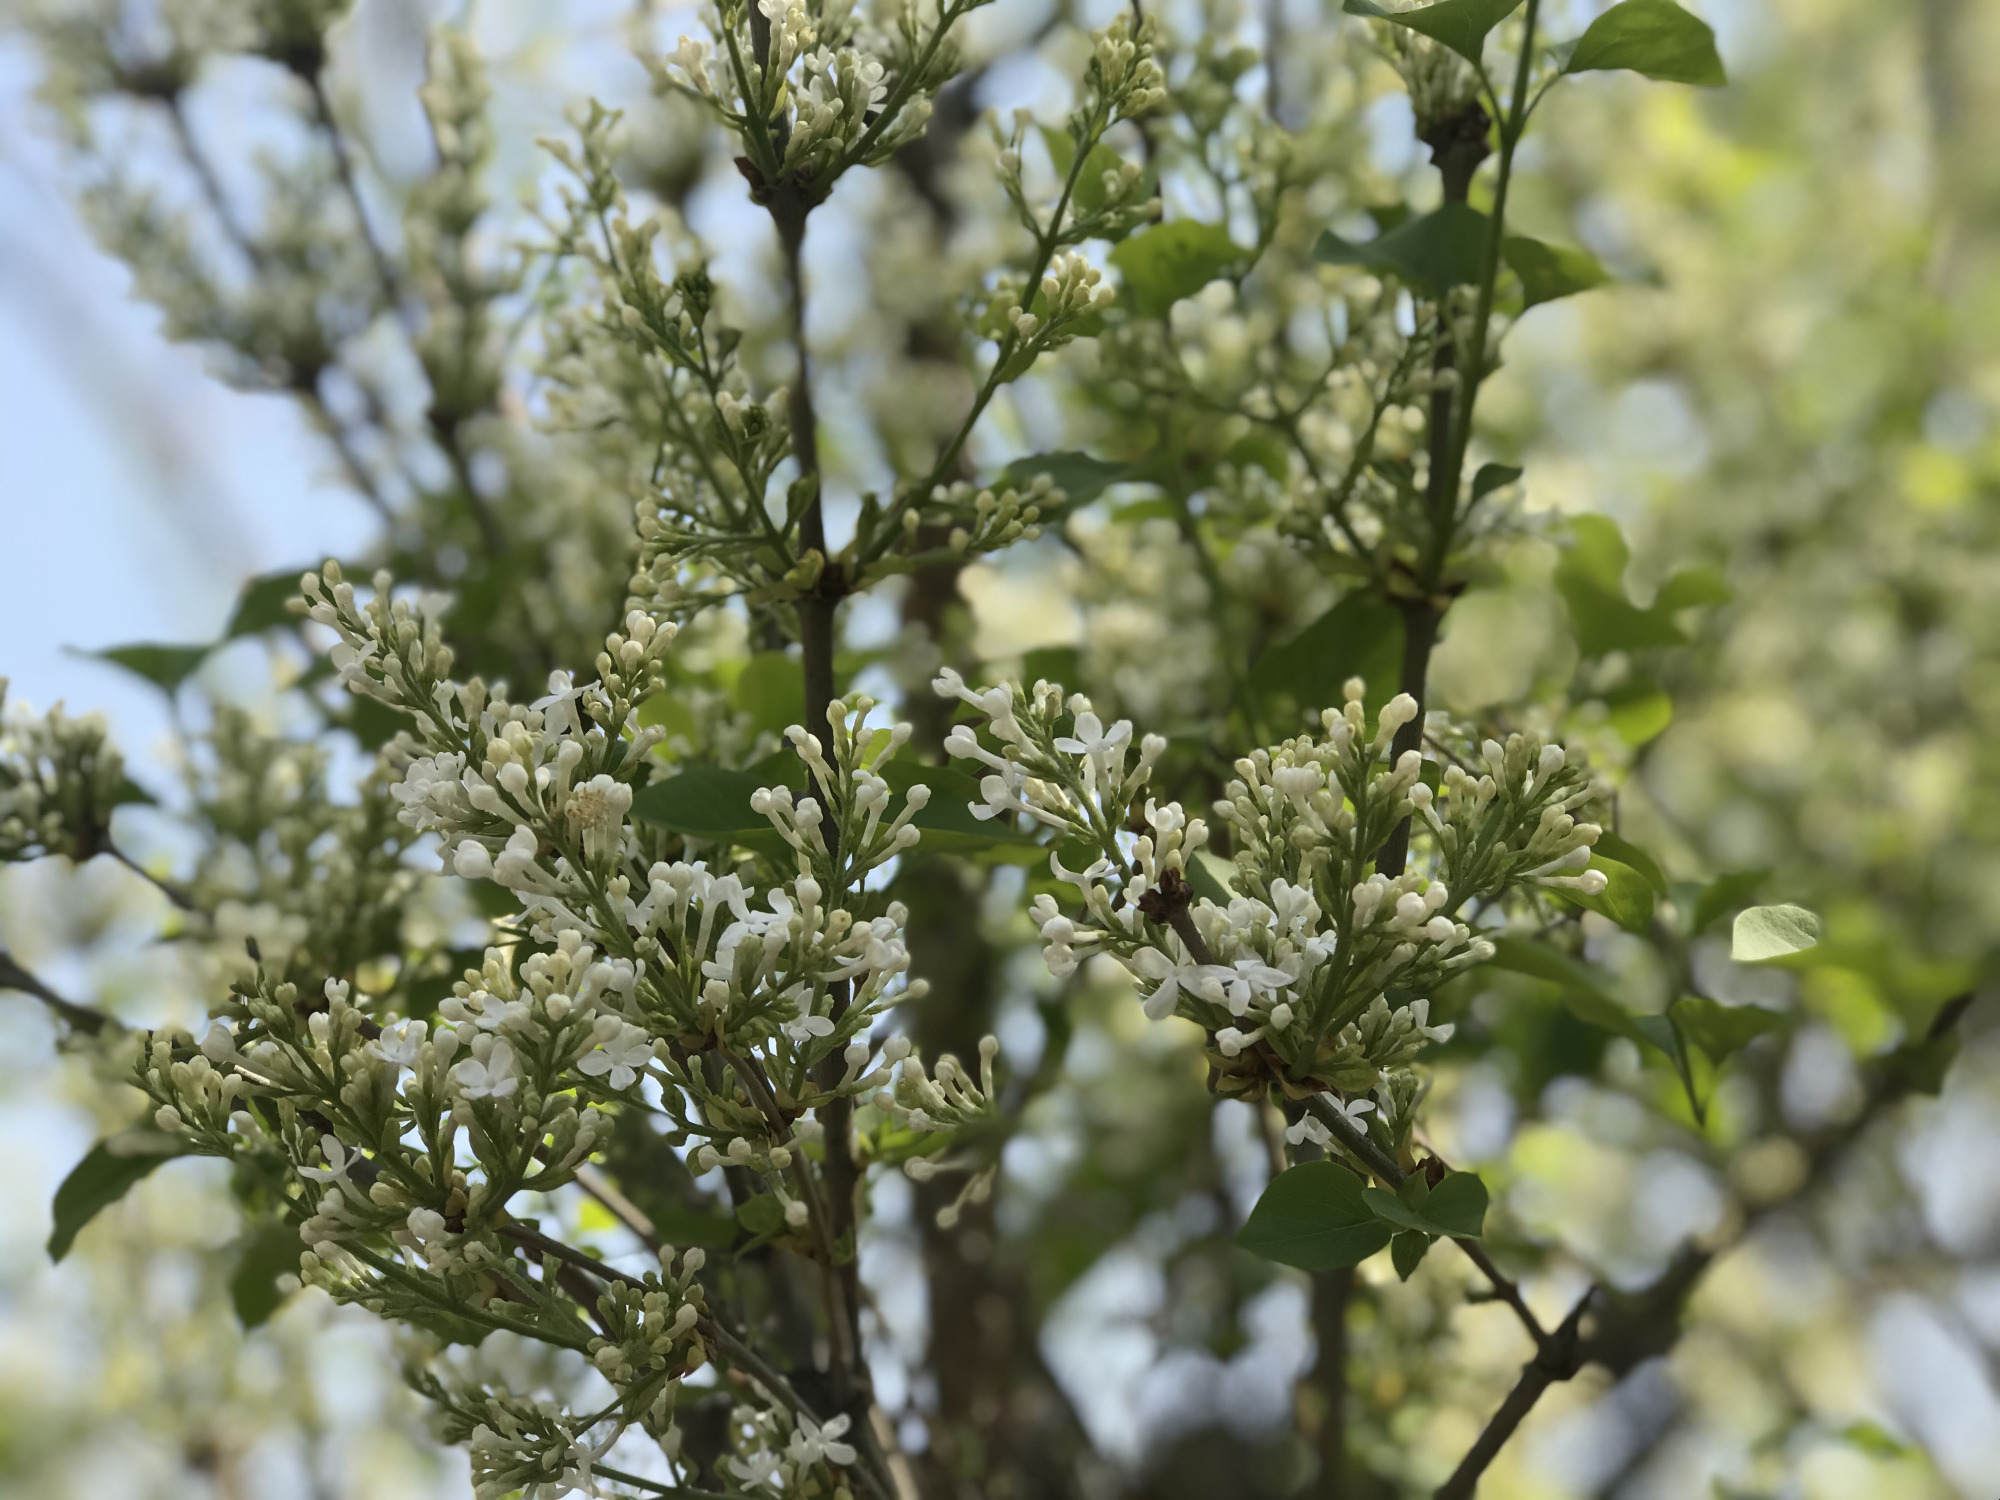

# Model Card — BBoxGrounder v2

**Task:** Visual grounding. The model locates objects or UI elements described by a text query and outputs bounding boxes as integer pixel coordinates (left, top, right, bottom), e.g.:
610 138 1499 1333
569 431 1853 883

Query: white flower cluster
934 668 1173 841
721 1404 861 1492
663 0 961 183
940 671 1605 1148
0 680 126 864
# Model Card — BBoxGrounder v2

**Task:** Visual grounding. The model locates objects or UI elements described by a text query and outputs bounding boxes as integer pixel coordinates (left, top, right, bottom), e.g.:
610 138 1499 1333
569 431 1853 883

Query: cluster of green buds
0 681 129 864
875 1034 1005 1227
916 473 1054 556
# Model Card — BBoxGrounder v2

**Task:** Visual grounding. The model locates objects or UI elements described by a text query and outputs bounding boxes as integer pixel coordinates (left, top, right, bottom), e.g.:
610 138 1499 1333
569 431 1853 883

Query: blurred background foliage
2 0 1999 1497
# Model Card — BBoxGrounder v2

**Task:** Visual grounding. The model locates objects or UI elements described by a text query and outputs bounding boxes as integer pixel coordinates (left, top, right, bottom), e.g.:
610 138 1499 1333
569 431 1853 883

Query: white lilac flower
726 1451 785 1489
299 1134 354 1185
1131 948 1229 1021
531 669 585 739
451 1040 520 1099
1054 710 1132 762
787 1413 858 1467
370 1020 428 1070
1219 958 1296 1016
578 1024 654 1090
1284 1093 1375 1147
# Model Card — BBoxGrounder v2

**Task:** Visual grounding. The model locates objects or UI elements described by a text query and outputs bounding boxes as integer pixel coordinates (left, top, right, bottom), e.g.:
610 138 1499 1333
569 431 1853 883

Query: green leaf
1391 1229 1434 1280
650 1202 744 1249
1236 1161 1393 1271
998 452 1132 508
1837 1422 1915 1460
342 696 410 751
1503 235 1611 309
1553 856 1657 932
1249 594 1405 716
1186 849 1239 906
1630 1010 1702 1117
1730 903 1823 964
1343 0 1526 65
49 1132 187 1262
1555 515 1688 656
1674 995 1786 1063
1471 463 1523 502
1564 0 1727 86
1653 564 1730 610
1690 870 1764 934
1490 937 1647 1042
1040 125 1137 228
1227 428 1292 481
732 651 806 738
225 570 310 638
1314 202 1492 297
1110 221 1246 318
91 643 212 695
1593 831 1666 895
1420 1170 1490 1238
1363 1170 1488 1239
735 1194 788 1237
1020 647 1081 689
880 761 1043 859
637 690 699 746
630 764 787 839
230 1222 304 1328
1882 1030 1962 1098
1601 676 1674 746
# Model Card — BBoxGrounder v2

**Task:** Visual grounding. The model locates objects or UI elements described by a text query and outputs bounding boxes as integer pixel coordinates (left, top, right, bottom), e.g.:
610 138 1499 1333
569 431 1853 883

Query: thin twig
106 845 200 913
0 949 119 1036
1432 1291 1592 1500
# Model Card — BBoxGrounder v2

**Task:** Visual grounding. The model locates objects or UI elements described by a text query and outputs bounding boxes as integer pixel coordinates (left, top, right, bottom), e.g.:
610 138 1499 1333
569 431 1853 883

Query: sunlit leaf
1564 0 1727 86
1730 903 1823 964
1503 235 1611 308
1342 0 1525 66
1551 855 1657 932
1674 995 1786 1063
1315 203 1491 296
1111 221 1247 317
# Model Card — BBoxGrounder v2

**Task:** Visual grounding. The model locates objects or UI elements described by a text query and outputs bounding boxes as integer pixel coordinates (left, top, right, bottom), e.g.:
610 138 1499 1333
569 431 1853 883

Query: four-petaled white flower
299 1133 354 1185
578 1025 654 1090
371 1019 428 1070
1130 948 1230 1021
1054 711 1132 761
1284 1093 1375 1147
787 1413 858 1468
451 1040 519 1099
726 1451 786 1489
531 669 585 739
783 1000 836 1045
1219 958 1296 1016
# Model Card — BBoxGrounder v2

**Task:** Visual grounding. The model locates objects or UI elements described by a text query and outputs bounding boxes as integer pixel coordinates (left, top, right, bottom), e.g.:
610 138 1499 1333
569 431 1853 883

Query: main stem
771 190 880 1483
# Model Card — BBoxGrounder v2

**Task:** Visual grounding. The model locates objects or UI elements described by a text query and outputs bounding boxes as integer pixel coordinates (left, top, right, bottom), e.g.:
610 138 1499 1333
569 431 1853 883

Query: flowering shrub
10 2 1949 1499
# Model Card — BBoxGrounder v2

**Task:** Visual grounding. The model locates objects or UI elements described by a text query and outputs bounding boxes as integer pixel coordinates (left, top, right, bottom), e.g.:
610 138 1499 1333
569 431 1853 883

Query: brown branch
0 948 119 1036
105 846 200 913
1433 1292 1593 1500
1430 992 1980 1497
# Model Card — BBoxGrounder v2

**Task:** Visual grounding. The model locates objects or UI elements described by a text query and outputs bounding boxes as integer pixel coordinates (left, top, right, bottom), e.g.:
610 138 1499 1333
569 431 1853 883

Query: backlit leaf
1564 0 1726 86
